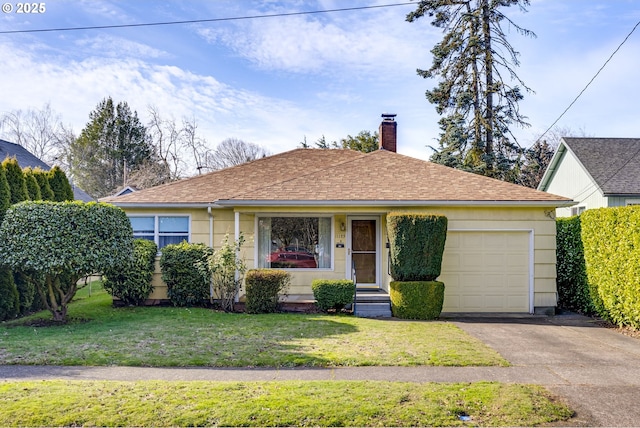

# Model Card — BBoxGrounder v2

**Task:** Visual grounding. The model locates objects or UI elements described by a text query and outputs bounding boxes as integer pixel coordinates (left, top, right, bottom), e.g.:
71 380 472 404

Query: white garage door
439 231 531 313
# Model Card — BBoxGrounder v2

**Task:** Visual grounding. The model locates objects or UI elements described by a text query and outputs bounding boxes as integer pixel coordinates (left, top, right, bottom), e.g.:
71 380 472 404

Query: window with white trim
257 216 332 269
570 206 586 216
129 215 190 249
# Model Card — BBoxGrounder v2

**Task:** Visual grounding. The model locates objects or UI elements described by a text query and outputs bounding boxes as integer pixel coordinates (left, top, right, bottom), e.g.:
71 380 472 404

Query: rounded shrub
390 281 444 320
245 269 291 314
160 241 213 307
386 212 448 281
104 239 158 306
311 279 355 312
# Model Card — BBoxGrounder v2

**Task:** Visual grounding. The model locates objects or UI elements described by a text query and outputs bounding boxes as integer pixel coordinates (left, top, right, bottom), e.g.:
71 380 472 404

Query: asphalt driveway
0 312 638 426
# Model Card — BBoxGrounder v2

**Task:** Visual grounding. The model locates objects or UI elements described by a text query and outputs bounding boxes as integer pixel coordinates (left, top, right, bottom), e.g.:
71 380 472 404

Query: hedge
311 279 355 312
581 207 640 329
104 239 158 306
245 269 291 314
556 216 594 315
389 281 444 320
160 241 213 307
386 212 448 281
0 267 19 321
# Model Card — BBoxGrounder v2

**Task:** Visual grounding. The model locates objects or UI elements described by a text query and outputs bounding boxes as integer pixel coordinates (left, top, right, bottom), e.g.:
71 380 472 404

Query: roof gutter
215 199 576 208
106 202 226 209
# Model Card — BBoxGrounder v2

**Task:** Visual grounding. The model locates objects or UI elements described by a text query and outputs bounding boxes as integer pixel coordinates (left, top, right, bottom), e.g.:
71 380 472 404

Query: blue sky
1 0 639 173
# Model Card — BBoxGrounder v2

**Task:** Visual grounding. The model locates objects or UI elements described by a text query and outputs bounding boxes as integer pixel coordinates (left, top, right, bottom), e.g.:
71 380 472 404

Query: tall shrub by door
386 212 447 320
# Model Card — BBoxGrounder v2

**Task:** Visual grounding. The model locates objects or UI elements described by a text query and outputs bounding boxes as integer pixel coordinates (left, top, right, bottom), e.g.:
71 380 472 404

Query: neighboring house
113 186 138 197
538 138 640 217
103 116 573 314
0 138 94 202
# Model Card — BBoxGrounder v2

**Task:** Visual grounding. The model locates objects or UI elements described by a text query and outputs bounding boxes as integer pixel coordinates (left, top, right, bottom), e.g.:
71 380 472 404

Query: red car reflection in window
268 246 317 268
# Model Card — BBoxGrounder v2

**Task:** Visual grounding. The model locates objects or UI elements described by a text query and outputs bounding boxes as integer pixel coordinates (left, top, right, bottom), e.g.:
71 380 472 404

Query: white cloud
197 2 435 78
74 35 169 59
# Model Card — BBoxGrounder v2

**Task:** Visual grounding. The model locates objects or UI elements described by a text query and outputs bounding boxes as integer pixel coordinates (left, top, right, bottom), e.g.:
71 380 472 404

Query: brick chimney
378 113 397 152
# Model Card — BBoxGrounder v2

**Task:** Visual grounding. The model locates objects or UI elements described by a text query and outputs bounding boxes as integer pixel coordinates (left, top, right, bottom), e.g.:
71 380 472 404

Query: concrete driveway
447 313 640 427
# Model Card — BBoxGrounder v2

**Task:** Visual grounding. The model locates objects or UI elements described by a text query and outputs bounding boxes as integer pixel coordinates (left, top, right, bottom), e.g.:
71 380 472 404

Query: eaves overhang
105 202 226 209
215 199 576 208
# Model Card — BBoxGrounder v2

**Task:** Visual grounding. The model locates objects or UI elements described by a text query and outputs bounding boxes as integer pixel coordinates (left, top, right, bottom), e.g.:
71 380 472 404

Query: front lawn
0 283 507 367
0 380 572 427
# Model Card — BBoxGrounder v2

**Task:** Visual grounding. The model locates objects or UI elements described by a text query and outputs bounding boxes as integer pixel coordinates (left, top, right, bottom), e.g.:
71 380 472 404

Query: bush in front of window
104 239 158 306
160 241 213 307
311 279 355 313
245 269 291 314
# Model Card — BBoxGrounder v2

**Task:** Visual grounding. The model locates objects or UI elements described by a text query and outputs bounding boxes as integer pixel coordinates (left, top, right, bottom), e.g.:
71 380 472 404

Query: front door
348 217 380 287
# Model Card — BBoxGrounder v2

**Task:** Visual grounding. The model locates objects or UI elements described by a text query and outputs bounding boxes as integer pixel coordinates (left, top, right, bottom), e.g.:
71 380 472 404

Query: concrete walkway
1 312 639 426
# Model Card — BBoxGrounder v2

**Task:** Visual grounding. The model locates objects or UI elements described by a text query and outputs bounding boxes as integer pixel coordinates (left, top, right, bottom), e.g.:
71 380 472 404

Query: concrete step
355 302 392 318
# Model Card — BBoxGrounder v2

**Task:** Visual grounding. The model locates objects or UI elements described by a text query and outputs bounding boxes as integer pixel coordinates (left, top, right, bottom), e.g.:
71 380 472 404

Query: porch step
354 290 392 318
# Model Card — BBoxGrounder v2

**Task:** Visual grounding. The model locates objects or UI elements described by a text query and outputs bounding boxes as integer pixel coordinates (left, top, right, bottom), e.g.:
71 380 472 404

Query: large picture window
129 215 190 249
258 216 332 269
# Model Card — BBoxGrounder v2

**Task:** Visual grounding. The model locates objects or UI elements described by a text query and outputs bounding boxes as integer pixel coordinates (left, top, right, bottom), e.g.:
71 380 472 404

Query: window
258 216 332 269
570 206 586 216
129 215 190 249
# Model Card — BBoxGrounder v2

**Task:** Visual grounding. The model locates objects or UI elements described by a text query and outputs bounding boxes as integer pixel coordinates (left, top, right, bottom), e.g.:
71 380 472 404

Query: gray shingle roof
563 138 640 195
0 139 94 201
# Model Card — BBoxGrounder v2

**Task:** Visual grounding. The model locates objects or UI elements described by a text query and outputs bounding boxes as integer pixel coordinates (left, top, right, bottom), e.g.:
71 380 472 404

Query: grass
0 380 573 427
0 283 507 367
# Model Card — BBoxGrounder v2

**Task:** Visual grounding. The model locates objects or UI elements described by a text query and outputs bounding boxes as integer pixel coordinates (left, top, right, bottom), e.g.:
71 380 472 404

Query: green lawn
0 380 572 427
0 283 507 367
0 284 576 427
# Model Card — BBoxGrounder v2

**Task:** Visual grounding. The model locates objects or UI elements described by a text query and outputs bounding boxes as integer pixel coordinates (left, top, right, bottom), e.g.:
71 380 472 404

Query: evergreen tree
68 97 153 198
407 0 535 182
1 157 28 204
336 131 379 153
48 165 74 201
23 167 42 200
0 166 10 224
0 267 19 321
32 167 55 201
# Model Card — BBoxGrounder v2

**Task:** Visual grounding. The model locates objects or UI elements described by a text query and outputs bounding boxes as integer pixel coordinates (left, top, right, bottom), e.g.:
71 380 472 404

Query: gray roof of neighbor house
102 148 573 208
0 139 94 202
540 137 640 196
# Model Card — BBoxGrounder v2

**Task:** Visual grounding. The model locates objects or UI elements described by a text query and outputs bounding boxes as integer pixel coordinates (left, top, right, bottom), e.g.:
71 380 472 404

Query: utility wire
536 19 640 143
0 2 415 34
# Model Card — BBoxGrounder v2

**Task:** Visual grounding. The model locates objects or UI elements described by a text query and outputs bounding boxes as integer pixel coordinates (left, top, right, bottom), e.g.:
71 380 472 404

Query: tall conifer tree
408 0 535 182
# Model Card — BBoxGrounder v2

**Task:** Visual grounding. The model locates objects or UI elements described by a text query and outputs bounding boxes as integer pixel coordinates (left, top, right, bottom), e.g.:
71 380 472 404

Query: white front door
347 216 380 287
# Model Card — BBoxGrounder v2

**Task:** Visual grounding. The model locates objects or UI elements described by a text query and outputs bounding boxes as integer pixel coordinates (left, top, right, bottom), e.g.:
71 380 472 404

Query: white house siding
544 150 607 216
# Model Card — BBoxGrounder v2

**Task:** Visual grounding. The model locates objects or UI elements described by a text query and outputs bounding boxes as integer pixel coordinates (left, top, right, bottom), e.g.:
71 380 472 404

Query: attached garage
440 230 532 313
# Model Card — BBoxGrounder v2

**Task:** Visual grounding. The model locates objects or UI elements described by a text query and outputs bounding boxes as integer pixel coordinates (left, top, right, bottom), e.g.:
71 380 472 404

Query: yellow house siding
121 204 558 311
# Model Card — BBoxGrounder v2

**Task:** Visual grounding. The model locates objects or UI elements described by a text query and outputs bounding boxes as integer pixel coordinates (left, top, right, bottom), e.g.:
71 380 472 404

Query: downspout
208 205 214 301
235 211 241 303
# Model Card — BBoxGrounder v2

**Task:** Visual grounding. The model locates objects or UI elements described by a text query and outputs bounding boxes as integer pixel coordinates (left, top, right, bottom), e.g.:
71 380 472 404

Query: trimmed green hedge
581 207 640 329
389 281 444 320
104 239 158 306
312 279 355 312
386 212 448 281
160 242 213 307
245 269 291 314
556 216 594 314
